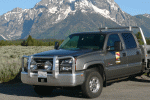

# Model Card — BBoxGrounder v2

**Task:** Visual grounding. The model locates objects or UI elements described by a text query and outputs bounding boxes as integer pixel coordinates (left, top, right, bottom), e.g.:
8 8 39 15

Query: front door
105 34 128 80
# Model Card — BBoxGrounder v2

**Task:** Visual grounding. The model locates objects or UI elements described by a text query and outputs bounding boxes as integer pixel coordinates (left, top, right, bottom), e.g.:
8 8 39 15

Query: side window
122 33 137 49
107 34 121 50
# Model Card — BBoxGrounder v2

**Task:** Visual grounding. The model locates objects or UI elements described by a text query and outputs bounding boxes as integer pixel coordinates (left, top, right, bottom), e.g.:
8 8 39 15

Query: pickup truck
21 26 150 98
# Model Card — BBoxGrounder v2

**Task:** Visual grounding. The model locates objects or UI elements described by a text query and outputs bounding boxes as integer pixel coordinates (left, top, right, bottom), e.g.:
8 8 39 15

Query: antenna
129 17 131 26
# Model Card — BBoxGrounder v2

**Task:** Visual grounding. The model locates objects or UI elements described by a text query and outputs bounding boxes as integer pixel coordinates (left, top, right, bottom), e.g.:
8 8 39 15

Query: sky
0 0 41 15
0 0 149 16
114 0 150 16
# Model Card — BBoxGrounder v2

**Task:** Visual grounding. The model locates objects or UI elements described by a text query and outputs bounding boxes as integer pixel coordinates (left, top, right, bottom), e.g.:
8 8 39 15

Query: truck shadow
41 89 84 98
128 75 150 83
0 83 84 98
0 71 85 98
0 75 149 98
106 75 150 86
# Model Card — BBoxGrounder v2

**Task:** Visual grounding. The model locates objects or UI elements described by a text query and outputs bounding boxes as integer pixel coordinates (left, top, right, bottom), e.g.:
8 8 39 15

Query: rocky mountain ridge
0 0 149 40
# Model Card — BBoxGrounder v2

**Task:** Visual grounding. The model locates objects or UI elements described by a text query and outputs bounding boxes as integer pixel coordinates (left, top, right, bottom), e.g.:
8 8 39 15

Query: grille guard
22 55 76 78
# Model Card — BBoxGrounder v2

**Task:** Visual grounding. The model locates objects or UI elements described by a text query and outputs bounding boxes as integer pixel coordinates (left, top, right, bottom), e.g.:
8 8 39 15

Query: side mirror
114 41 122 51
107 46 111 51
54 42 59 50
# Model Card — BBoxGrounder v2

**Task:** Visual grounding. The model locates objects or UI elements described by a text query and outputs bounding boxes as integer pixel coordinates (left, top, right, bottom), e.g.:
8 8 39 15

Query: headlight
30 59 37 70
60 59 73 71
44 61 53 70
22 57 28 72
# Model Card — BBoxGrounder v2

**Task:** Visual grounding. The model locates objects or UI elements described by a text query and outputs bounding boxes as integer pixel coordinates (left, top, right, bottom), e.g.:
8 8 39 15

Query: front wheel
33 86 53 96
81 70 103 98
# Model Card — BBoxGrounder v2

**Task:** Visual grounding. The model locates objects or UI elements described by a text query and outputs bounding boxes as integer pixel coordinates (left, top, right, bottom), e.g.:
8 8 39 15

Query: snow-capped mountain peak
34 0 123 23
0 0 149 40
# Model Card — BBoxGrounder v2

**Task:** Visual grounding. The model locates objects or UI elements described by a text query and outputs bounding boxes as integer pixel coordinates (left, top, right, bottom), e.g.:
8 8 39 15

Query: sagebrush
0 46 53 83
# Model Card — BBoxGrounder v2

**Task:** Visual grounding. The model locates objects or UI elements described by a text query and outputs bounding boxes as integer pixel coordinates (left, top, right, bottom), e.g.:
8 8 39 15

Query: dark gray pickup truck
21 26 150 98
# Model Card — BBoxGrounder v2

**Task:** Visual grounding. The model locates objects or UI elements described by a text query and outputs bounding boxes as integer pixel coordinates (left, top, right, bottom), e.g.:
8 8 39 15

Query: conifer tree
27 35 34 46
135 32 144 45
21 40 27 46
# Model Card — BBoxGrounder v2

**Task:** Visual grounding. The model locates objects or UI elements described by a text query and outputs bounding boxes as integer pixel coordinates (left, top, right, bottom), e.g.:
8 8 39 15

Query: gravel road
0 75 150 100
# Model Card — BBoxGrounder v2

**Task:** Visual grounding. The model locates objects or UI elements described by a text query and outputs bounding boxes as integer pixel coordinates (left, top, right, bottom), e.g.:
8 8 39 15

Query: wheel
128 75 136 80
81 70 103 98
34 86 53 96
147 72 150 77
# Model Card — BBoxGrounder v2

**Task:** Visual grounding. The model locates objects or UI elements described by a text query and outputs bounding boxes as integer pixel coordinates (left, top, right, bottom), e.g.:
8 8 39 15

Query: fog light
44 61 52 70
30 60 37 70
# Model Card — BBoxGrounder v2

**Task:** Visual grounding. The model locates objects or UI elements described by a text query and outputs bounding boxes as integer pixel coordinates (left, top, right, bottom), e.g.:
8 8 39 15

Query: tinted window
62 36 79 49
59 34 106 50
107 34 121 50
122 33 137 49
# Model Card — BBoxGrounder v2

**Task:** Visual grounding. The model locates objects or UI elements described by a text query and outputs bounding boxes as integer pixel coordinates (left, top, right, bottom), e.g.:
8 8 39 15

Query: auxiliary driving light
30 60 37 70
44 61 52 70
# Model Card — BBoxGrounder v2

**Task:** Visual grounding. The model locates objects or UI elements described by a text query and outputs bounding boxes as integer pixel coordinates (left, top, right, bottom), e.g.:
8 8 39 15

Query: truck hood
32 49 94 57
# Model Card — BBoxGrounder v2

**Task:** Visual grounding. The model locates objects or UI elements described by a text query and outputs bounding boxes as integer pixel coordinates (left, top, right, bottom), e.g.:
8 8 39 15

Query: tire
34 86 53 96
128 75 136 80
81 69 103 98
147 72 150 77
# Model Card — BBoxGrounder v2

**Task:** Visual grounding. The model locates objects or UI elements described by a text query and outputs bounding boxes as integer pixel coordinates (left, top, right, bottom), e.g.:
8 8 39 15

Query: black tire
147 72 150 77
34 86 53 96
81 70 103 98
128 75 136 80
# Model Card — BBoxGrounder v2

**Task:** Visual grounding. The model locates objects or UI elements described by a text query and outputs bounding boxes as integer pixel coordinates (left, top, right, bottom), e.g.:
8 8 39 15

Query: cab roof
72 30 132 35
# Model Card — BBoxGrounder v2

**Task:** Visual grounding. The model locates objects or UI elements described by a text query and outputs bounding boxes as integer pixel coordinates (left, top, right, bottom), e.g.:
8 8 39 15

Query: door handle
122 53 126 57
136 51 140 55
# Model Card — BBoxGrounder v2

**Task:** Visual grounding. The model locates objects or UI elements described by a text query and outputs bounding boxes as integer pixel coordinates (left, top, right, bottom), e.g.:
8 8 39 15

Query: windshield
59 34 106 50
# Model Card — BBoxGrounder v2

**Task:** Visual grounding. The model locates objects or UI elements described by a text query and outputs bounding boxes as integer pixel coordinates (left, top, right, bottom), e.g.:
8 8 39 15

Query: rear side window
122 33 137 49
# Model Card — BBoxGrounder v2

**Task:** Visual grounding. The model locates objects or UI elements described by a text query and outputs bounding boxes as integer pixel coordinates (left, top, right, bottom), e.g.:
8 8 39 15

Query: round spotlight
44 61 52 70
30 60 37 70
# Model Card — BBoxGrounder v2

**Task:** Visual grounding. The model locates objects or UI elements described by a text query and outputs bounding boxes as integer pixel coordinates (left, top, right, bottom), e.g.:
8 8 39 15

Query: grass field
0 46 54 83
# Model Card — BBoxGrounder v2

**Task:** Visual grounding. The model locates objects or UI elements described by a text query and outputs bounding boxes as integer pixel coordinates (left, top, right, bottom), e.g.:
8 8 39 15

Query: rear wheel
147 72 150 77
128 75 136 80
81 70 103 98
34 86 53 96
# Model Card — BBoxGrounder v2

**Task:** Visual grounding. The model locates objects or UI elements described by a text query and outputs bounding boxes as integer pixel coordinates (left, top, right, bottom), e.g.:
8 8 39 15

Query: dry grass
0 46 54 83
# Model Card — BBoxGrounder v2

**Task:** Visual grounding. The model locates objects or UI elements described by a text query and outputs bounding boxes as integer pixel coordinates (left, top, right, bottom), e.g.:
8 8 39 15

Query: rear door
121 33 142 74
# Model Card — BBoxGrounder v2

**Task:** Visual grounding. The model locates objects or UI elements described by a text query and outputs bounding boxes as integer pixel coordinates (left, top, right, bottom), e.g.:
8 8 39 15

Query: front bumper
21 71 85 86
21 55 85 86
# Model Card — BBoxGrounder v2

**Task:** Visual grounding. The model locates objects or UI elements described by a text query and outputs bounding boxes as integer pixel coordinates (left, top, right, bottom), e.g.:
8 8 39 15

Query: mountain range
0 0 150 40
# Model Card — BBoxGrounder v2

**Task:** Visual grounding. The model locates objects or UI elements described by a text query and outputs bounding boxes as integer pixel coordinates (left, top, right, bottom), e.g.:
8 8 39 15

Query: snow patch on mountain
78 0 118 23
92 5 110 18
4 10 23 22
70 0 76 3
0 35 8 40
144 14 150 18
107 0 118 10
49 7 58 13
55 7 72 23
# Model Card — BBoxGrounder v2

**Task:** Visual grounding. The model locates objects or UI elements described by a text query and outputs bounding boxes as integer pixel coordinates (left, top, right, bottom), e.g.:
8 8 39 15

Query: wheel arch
83 61 106 82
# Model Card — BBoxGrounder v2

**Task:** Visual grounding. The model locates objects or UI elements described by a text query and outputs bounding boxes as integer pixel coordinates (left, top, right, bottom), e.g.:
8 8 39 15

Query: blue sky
0 0 149 16
114 0 150 15
0 0 41 15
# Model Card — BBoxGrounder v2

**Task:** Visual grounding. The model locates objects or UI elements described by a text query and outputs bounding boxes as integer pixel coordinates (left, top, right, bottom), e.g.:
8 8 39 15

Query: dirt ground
0 75 150 100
